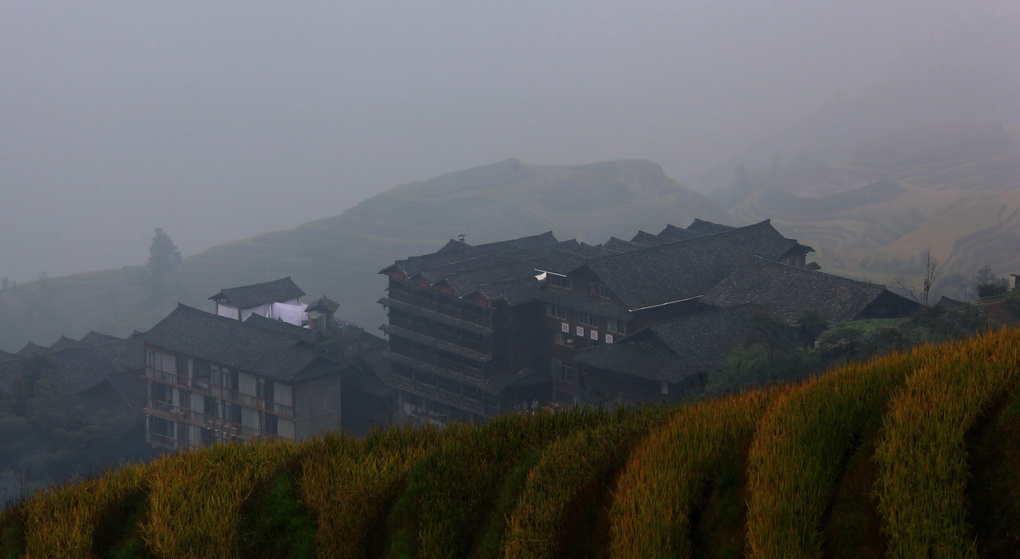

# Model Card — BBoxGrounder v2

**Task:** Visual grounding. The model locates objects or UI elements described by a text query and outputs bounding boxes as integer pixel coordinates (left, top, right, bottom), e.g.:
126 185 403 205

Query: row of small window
553 328 613 346
546 304 628 334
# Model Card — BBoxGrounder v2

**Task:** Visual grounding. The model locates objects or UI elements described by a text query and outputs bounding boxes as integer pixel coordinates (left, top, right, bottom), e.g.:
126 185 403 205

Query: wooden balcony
145 367 295 419
145 400 287 443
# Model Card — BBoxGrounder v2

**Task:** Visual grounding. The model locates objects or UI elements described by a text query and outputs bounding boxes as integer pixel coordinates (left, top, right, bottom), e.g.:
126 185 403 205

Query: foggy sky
2 1 1016 282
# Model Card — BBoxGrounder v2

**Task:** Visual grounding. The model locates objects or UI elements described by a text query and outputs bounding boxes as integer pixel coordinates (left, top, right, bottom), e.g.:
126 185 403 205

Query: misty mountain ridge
719 124 1020 295
688 21 1020 194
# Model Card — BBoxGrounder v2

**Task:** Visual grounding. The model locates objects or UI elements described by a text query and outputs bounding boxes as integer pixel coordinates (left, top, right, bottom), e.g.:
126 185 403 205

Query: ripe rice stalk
298 426 438 559
743 347 925 558
140 440 299 558
874 328 1020 558
503 406 668 559
608 388 776 558
21 463 146 557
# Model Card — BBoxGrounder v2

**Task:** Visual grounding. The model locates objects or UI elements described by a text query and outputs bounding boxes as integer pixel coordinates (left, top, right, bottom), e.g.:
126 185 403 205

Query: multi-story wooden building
142 296 389 450
378 233 576 424
529 219 814 402
378 219 819 421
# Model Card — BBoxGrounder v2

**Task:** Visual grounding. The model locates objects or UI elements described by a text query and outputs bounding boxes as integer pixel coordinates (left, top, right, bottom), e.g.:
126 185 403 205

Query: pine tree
144 228 182 301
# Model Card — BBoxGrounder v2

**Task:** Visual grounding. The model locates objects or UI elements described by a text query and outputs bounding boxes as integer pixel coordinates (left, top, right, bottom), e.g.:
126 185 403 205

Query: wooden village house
142 280 388 451
379 219 919 422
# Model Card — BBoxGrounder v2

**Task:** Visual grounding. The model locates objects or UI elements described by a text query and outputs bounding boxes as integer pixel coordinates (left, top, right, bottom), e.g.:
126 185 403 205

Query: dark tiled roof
531 288 633 321
935 296 970 310
700 257 908 324
305 296 340 314
244 314 320 344
585 238 757 311
629 230 671 246
448 263 537 297
552 240 617 259
585 220 811 311
143 304 341 382
600 237 645 253
383 220 814 316
471 276 541 306
474 231 558 253
16 342 48 357
685 218 736 235
0 338 143 396
428 260 537 295
691 219 812 260
50 335 88 352
80 331 124 346
656 223 710 242
391 234 573 299
384 243 490 277
209 277 305 309
575 305 757 382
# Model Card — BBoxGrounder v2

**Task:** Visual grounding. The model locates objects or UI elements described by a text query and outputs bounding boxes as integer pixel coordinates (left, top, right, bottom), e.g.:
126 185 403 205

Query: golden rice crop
743 346 926 558
139 440 299 558
502 406 669 559
874 327 1020 558
298 426 438 559
20 463 146 558
388 407 611 559
608 388 776 558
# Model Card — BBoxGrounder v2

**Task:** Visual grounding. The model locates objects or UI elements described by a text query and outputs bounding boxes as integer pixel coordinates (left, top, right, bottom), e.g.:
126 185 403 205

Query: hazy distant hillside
690 22 1020 194
0 159 725 351
719 124 1020 296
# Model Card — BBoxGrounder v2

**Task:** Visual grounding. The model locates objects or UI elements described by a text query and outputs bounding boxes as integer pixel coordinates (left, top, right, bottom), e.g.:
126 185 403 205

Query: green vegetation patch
239 467 316 559
820 435 886 559
689 431 753 559
0 505 26 559
965 386 1020 557
92 484 149 559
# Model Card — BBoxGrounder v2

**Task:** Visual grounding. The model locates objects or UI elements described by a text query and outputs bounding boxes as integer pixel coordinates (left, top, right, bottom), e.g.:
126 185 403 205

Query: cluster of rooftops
379 218 919 413
380 218 906 323
1 218 921 444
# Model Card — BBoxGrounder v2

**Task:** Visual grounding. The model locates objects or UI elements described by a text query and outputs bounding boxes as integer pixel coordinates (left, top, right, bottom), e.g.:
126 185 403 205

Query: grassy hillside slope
721 125 1020 295
4 327 1020 558
0 159 726 352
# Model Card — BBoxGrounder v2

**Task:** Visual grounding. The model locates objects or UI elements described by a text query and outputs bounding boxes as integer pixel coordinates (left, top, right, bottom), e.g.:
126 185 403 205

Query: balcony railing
145 431 178 450
144 367 295 419
386 287 493 327
390 373 492 417
388 347 486 380
145 400 287 443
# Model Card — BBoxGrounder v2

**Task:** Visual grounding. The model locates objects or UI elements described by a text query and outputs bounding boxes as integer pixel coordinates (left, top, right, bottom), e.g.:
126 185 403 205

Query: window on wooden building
552 358 575 383
549 275 572 289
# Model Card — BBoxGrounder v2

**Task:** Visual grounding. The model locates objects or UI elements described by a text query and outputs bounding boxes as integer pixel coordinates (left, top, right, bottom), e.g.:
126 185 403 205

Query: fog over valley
3 1 1018 282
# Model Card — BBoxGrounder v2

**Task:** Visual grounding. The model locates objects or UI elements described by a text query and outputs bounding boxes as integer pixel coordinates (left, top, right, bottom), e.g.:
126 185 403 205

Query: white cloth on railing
270 302 307 326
